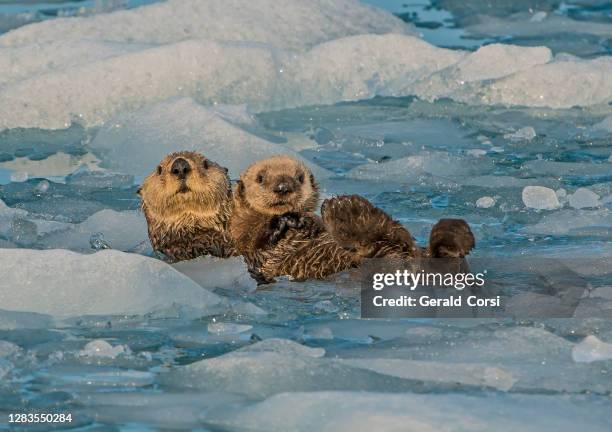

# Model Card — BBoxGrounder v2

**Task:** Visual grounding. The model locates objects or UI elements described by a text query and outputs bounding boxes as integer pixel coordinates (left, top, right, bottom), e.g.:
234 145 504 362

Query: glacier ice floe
0 249 224 317
90 98 329 179
202 391 612 432
0 0 610 132
0 0 411 50
40 209 149 253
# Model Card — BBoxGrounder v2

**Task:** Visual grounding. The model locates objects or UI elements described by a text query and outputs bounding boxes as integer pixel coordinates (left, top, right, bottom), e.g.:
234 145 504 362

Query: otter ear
224 167 229 174
136 187 142 196
203 159 209 169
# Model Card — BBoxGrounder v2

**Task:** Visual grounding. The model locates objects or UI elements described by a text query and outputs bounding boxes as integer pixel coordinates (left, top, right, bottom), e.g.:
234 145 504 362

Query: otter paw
266 212 301 245
295 213 324 237
429 218 475 258
321 195 386 251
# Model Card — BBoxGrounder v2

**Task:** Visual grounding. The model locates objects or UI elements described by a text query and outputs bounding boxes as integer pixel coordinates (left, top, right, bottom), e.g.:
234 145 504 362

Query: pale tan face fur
139 151 231 228
237 156 318 216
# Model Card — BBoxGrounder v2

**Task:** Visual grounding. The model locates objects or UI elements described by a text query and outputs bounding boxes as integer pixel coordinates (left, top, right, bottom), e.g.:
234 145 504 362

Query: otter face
139 151 230 222
238 156 318 216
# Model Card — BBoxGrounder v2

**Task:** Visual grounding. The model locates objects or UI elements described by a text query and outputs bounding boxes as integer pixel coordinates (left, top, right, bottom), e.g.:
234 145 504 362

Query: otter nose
274 182 294 195
171 158 191 179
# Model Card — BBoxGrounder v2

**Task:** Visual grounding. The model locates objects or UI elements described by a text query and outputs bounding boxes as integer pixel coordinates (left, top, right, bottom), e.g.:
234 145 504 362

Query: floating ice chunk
465 56 612 109
504 126 536 141
593 115 612 133
79 339 130 359
91 98 329 179
445 44 551 83
523 159 612 177
0 152 101 179
208 323 253 335
0 249 224 317
0 309 55 330
568 188 601 209
467 149 487 156
476 196 496 208
0 340 21 358
0 0 412 50
0 40 145 86
556 188 568 203
172 256 256 292
342 358 516 391
203 391 612 432
411 44 552 101
10 171 28 182
572 335 612 363
314 300 339 313
304 326 334 340
0 358 11 379
40 209 149 253
238 339 325 358
286 34 464 107
522 186 560 210
530 11 548 22
347 152 494 181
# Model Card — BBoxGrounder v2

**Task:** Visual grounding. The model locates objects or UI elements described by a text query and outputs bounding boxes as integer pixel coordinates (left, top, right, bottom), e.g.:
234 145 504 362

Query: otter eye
297 173 305 184
157 165 162 175
203 159 209 169
256 174 264 184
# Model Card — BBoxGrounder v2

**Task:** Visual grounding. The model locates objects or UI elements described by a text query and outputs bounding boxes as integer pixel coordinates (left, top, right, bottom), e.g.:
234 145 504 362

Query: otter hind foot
322 195 416 259
429 218 475 258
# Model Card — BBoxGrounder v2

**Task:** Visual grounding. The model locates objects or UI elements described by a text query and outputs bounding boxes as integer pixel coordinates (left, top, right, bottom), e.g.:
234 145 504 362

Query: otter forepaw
321 195 386 252
266 212 301 245
429 218 475 258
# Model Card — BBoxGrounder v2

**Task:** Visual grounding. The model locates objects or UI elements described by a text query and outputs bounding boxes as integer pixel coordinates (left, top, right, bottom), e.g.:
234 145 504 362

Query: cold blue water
0 1 612 431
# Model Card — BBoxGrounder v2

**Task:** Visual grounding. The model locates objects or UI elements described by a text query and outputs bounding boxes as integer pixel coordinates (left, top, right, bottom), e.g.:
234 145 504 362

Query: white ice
90 98 329 179
523 209 612 236
568 188 601 209
0 249 224 317
40 209 149 253
79 339 131 359
0 0 411 50
476 196 496 208
522 186 560 210
172 255 256 292
347 152 494 181
203 391 612 432
572 335 612 363
0 1 610 131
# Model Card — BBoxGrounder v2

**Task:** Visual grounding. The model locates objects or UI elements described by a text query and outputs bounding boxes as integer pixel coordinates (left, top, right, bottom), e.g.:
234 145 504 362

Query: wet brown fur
139 151 236 262
230 156 425 282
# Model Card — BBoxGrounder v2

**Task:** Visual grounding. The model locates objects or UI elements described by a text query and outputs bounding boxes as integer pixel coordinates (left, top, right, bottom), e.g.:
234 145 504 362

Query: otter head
236 156 318 216
138 151 231 228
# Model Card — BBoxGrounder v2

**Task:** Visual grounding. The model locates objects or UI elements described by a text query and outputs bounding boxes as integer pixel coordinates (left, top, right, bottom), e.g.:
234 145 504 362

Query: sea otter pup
229 156 424 282
139 151 236 262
